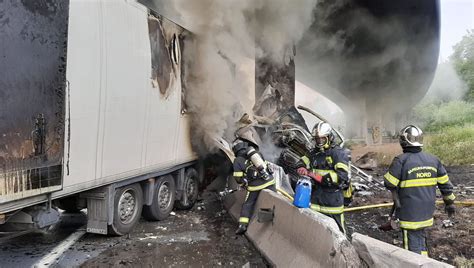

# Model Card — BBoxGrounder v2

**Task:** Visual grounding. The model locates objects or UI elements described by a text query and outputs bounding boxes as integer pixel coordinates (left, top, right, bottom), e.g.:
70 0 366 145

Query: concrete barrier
224 189 360 267
352 233 454 268
224 189 455 267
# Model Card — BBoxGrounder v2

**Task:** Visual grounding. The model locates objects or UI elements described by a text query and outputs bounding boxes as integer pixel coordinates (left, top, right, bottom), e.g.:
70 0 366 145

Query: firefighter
384 125 456 256
232 125 276 235
297 122 350 233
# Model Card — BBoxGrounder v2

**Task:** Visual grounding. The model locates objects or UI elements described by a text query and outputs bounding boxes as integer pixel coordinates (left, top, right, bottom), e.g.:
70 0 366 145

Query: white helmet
399 125 423 148
311 122 334 149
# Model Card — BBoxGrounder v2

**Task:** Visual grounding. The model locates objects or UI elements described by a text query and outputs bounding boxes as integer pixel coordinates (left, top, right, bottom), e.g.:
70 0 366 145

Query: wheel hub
118 189 137 224
158 182 172 210
186 178 197 200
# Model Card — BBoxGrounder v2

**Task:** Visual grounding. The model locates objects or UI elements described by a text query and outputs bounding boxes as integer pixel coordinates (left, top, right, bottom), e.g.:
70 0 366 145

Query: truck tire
175 168 199 210
108 183 143 236
142 175 176 221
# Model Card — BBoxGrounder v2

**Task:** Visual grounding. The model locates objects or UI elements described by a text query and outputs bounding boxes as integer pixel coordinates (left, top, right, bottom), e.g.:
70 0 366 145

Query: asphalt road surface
0 191 267 267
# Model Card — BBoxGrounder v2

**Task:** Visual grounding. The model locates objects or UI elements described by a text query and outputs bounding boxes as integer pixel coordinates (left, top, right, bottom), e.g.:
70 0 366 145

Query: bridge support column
347 98 410 145
345 98 367 142
366 104 383 145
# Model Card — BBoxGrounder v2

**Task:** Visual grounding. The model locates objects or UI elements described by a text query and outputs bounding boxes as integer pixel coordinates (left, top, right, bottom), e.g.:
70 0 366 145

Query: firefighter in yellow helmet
384 125 455 256
297 122 351 233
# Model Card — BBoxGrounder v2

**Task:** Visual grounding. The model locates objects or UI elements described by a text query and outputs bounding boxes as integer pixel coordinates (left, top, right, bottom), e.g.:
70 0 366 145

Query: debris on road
442 220 454 228
78 190 267 267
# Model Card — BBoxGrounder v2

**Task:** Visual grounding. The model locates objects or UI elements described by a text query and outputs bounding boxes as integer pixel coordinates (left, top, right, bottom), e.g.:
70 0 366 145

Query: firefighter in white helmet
297 122 351 233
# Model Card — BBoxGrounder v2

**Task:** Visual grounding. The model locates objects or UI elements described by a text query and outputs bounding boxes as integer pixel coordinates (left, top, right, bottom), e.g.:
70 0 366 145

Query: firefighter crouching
384 125 456 256
232 127 276 235
297 122 351 234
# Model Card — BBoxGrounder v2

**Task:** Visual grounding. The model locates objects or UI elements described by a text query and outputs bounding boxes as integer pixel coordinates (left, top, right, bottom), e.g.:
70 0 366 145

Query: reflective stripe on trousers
402 228 428 256
310 204 344 214
399 218 433 229
310 205 345 234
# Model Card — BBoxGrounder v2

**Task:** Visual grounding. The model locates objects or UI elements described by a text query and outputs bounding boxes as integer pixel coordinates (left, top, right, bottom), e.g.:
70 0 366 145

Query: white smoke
153 0 317 153
422 60 468 102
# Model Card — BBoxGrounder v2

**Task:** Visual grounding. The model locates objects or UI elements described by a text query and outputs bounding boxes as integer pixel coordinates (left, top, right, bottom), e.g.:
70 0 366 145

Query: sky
439 0 474 61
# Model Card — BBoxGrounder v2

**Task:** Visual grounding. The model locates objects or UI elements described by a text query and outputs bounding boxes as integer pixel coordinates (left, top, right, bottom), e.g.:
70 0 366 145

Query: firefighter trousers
323 212 346 234
239 184 276 224
402 228 428 256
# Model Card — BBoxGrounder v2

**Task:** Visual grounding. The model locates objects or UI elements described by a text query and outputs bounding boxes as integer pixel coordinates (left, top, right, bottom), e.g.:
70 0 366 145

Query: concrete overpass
141 0 441 143
296 0 440 141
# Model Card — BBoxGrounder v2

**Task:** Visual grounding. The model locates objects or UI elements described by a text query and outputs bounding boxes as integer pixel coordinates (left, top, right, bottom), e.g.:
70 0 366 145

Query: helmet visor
400 125 423 147
405 132 423 147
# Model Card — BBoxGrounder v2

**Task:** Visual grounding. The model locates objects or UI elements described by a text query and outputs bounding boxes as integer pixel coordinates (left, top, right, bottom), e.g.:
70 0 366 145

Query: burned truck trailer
0 0 199 235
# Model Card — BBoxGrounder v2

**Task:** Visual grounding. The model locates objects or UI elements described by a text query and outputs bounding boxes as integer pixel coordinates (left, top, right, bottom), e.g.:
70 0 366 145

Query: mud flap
80 186 112 235
175 169 186 201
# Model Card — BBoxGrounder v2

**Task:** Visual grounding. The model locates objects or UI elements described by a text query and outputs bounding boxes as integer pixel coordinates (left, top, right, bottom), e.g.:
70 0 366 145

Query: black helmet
232 139 248 156
399 125 423 148
311 122 334 150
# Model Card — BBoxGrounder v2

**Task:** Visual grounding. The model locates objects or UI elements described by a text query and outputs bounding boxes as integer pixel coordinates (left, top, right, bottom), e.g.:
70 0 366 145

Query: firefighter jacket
301 146 350 215
232 155 276 192
384 150 455 230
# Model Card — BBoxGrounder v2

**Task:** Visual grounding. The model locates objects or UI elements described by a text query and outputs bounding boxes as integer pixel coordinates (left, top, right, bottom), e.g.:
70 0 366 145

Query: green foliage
424 124 474 165
411 30 474 165
413 100 474 132
413 100 474 165
451 29 474 101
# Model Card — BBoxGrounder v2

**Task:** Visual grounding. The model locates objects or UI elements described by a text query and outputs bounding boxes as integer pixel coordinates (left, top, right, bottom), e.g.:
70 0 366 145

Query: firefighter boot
235 223 248 235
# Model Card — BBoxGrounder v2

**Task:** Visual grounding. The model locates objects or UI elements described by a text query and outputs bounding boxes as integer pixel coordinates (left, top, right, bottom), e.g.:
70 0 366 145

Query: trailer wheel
108 183 143 236
142 175 176 221
175 168 199 210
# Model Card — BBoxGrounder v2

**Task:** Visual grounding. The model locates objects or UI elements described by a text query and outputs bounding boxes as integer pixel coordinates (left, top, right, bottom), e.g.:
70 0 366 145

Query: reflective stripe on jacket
301 147 351 211
233 156 275 192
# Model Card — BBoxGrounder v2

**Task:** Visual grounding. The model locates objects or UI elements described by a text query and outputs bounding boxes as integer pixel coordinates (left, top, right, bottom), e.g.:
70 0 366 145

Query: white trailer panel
0 0 197 213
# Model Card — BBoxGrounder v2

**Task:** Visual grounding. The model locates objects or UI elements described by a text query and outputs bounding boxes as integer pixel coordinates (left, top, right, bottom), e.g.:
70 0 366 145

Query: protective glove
308 172 322 183
297 167 309 176
445 204 456 217
260 171 273 181
297 168 322 183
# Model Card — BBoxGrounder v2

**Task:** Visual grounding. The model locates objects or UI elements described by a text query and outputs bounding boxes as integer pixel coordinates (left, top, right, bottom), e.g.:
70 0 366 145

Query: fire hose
276 189 474 212
277 188 294 201
344 200 474 212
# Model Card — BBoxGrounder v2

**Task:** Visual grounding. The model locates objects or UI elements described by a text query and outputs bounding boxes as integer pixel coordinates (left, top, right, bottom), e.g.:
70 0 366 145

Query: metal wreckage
214 104 383 199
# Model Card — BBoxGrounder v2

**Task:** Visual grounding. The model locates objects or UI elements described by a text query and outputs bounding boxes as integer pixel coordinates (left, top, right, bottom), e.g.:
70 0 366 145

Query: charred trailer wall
0 0 69 202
